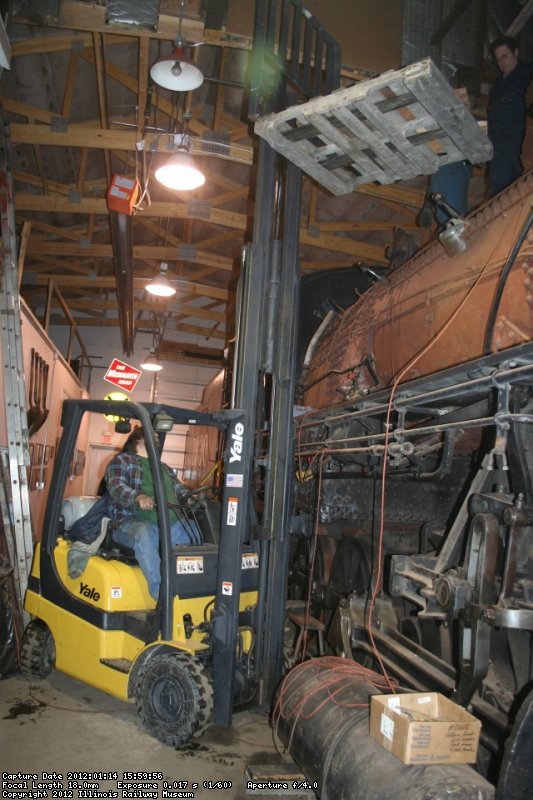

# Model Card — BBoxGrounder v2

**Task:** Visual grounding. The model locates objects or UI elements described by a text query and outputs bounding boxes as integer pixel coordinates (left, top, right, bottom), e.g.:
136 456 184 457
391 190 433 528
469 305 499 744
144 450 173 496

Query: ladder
0 122 34 621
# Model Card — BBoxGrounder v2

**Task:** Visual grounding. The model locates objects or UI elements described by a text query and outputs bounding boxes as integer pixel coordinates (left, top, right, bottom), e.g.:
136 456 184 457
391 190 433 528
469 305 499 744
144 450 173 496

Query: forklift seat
60 496 136 561
60 495 99 534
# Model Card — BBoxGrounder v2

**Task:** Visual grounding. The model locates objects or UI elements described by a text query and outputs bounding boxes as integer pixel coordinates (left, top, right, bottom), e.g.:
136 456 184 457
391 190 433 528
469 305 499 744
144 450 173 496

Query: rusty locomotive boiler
292 172 533 793
186 172 533 793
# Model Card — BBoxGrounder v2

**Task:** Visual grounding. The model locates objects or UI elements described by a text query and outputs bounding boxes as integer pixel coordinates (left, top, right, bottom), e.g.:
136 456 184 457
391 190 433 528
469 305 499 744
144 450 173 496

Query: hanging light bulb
141 350 163 372
146 262 177 297
155 146 205 191
149 0 203 92
150 46 204 91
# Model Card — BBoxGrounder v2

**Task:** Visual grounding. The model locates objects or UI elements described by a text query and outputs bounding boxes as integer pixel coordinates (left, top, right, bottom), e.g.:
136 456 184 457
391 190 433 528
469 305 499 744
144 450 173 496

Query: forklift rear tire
20 620 55 680
134 651 213 746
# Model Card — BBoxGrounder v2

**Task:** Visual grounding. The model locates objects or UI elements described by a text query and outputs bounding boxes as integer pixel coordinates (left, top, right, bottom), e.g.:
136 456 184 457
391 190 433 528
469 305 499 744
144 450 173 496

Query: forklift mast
233 0 341 705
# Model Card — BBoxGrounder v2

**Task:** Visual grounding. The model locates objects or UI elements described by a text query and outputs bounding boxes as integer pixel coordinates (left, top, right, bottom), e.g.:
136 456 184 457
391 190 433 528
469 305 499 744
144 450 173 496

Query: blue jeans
430 161 472 226
112 516 200 599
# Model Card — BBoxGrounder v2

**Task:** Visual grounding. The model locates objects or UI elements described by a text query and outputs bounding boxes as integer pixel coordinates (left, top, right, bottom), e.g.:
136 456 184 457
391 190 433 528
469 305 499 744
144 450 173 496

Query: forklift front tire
20 620 55 680
134 651 213 747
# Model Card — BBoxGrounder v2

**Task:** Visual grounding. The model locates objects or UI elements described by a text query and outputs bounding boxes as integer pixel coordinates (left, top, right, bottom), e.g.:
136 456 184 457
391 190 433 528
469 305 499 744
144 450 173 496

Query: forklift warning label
222 581 233 595
242 553 259 569
226 498 238 526
176 556 204 574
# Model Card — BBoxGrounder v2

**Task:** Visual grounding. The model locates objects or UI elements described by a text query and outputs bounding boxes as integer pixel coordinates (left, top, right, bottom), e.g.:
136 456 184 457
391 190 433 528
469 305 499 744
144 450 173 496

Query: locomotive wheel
497 686 533 800
135 651 213 746
328 537 371 602
20 620 55 680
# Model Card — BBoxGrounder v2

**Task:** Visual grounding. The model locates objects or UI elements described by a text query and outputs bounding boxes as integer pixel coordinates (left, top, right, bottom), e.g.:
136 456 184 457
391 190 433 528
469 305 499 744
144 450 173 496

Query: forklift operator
105 427 201 599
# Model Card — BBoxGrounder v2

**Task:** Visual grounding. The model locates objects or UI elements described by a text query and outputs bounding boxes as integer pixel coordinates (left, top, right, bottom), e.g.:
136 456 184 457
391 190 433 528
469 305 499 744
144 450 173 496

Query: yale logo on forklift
79 582 100 601
229 421 244 462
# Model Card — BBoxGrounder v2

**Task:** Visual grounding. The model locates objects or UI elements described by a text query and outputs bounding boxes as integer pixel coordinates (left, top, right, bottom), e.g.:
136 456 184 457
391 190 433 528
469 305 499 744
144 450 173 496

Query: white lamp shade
141 352 163 372
150 48 204 91
146 273 176 297
155 151 205 191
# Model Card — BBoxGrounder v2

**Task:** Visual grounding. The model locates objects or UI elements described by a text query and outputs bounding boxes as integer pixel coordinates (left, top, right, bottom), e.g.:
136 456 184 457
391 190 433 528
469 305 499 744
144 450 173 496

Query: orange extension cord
272 656 399 754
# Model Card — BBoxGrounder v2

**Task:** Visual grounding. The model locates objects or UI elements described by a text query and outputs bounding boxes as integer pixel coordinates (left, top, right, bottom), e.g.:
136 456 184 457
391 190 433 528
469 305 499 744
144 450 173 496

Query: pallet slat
255 58 492 195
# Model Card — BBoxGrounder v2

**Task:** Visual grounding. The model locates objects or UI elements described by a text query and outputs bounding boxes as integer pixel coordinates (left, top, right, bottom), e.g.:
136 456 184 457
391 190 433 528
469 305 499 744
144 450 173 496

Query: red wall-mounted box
106 175 140 215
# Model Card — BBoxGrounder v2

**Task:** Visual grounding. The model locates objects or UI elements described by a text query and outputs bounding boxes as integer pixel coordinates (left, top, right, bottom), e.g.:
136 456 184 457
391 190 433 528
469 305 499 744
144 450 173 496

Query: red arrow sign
103 358 141 393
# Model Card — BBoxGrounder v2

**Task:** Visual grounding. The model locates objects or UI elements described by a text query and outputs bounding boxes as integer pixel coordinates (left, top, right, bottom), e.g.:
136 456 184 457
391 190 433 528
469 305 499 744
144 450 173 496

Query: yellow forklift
21 398 258 746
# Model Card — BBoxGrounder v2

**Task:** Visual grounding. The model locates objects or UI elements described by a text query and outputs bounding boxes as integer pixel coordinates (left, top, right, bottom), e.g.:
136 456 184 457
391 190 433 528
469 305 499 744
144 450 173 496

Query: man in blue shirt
106 427 200 600
487 35 533 196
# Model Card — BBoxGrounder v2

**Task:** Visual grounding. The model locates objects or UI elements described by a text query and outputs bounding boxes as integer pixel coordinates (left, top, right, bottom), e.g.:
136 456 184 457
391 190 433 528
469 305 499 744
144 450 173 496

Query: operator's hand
136 493 155 511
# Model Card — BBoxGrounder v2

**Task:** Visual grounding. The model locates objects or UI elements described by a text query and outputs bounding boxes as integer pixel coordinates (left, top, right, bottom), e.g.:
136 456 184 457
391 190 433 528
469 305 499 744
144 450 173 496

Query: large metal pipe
273 659 495 800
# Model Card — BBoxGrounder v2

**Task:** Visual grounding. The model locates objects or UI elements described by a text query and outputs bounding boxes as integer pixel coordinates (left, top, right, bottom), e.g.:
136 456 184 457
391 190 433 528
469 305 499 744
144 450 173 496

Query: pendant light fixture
141 349 163 372
150 0 204 92
150 50 204 92
141 313 166 373
154 139 205 191
146 262 177 297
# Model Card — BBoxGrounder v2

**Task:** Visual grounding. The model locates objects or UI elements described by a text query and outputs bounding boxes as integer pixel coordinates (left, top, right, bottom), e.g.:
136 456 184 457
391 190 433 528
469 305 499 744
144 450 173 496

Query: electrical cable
272 656 399 755
483 206 533 354
367 203 517 688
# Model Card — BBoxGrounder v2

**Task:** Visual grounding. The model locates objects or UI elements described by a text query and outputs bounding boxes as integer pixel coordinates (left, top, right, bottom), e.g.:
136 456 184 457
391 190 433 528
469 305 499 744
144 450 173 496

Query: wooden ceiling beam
38 294 226 322
301 259 375 271
157 319 226 340
179 266 220 283
9 122 255 164
300 228 387 264
32 142 50 196
26 240 235 271
17 195 391 263
12 1 204 43
62 50 79 117
194 229 242 251
312 221 419 232
25 219 107 241
25 258 98 276
15 192 249 229
11 33 94 57
507 0 533 35
42 313 226 347
356 184 425 209
207 185 250 207
27 274 231 301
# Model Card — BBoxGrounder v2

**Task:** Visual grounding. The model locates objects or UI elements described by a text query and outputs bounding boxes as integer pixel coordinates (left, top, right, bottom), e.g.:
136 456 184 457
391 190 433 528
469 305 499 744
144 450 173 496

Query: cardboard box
369 692 481 765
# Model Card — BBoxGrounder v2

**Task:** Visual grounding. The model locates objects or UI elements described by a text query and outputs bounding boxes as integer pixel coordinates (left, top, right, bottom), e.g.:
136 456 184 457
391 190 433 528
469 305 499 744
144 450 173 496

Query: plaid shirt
105 452 186 525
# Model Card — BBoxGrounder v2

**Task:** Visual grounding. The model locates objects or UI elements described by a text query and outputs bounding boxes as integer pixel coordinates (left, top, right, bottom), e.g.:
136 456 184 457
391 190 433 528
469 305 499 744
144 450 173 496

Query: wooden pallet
254 58 492 195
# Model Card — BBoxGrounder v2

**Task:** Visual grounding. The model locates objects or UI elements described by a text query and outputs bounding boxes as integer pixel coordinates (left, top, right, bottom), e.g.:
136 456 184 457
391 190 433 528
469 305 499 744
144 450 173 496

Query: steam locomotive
292 171 533 790
187 170 533 790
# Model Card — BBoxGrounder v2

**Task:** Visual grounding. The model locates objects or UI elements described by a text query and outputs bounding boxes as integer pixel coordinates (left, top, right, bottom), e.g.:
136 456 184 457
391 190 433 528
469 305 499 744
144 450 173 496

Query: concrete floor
0 670 308 800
